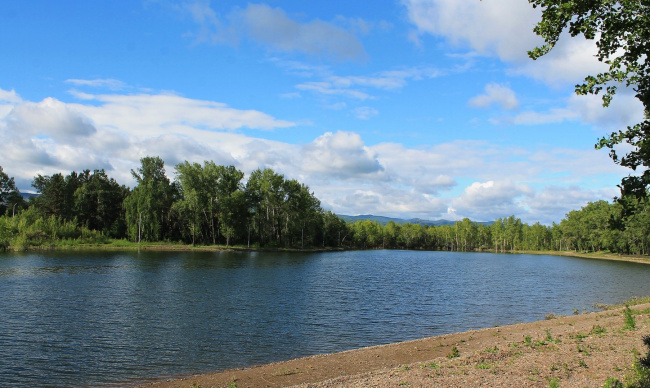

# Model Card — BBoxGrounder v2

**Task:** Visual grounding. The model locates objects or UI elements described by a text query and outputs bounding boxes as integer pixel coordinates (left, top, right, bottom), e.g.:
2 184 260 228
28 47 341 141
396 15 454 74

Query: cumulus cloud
0 87 297 189
184 2 367 61
0 88 22 104
402 0 607 86
7 97 97 142
525 185 618 224
301 131 384 178
0 86 629 224
330 186 448 218
448 180 619 224
403 0 542 62
452 180 533 221
469 83 519 110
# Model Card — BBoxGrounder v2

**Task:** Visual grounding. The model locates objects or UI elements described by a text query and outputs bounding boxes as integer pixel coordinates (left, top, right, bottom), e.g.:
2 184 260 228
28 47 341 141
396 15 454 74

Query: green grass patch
484 345 499 354
447 346 460 359
421 362 440 370
624 305 637 330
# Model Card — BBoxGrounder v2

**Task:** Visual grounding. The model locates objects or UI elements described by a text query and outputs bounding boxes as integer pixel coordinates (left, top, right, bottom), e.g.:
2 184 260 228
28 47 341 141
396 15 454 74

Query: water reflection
0 250 649 386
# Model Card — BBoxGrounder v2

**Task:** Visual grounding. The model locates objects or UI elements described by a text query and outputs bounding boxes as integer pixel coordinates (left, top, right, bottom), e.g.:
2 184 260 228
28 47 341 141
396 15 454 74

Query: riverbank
3 239 344 253
7 240 650 267
518 249 650 266
141 301 650 388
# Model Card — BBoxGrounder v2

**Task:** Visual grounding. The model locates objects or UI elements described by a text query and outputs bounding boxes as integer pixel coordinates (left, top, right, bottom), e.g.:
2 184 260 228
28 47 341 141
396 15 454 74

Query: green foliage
624 305 637 331
0 166 25 216
591 325 607 335
7 155 650 254
124 157 178 243
447 346 460 359
603 377 623 388
524 335 532 346
529 0 650 197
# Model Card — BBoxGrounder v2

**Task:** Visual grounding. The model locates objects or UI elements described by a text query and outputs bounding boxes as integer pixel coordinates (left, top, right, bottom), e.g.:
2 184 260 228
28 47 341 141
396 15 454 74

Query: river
1 250 648 386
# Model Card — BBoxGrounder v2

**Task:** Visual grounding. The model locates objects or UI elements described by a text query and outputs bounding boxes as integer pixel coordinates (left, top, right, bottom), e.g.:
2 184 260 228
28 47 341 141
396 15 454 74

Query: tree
215 165 246 245
0 166 24 216
124 157 178 242
74 169 128 236
245 168 285 246
529 0 650 197
32 173 68 219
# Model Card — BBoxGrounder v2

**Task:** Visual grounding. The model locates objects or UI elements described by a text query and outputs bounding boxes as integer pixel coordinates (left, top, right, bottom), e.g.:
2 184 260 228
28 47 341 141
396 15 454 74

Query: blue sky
0 0 644 224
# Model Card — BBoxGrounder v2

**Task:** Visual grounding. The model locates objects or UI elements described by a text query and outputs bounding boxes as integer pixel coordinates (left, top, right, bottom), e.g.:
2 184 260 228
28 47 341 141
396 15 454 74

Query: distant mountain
21 193 39 201
338 214 466 226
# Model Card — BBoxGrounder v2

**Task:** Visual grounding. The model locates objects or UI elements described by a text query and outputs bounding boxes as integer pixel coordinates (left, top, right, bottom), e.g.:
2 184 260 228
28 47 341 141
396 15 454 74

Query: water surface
1 250 648 386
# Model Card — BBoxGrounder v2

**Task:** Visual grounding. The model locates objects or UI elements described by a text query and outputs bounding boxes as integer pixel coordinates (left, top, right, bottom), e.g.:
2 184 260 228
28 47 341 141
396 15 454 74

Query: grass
603 335 650 388
603 377 623 388
624 305 637 330
421 362 440 370
592 325 607 335
484 345 499 354
545 329 561 344
524 335 533 346
447 346 460 359
272 368 302 377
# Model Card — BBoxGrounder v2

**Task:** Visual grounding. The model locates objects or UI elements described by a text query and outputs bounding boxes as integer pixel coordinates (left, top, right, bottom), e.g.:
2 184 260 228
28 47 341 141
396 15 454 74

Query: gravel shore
141 301 650 388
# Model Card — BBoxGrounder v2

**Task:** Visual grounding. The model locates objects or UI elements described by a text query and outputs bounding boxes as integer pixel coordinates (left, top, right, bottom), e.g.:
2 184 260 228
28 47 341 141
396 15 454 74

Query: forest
0 157 649 255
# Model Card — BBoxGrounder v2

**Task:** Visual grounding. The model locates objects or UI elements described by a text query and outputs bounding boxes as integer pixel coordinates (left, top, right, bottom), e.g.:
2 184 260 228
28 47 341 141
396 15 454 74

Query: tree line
0 158 649 255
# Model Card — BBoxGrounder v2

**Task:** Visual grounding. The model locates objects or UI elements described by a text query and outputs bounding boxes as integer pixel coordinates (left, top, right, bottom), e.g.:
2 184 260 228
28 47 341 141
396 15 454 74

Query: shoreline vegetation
2 158 650 256
5 238 650 267
139 298 650 388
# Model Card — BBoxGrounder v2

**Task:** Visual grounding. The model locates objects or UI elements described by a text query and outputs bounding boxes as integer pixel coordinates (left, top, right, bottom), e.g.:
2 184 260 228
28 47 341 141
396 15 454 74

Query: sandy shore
140 301 650 388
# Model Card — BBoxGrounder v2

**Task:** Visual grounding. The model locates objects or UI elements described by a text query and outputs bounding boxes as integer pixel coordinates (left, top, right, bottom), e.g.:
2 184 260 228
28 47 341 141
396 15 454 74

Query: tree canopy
528 0 650 197
0 166 23 216
2 160 650 255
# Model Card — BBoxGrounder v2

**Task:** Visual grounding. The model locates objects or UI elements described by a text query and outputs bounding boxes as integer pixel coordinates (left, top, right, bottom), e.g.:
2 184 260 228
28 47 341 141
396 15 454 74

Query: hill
337 214 491 226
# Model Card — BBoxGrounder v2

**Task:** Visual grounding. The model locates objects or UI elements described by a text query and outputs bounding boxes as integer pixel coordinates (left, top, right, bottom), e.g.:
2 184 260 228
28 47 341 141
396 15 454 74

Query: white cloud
0 88 297 189
0 88 22 104
512 33 607 85
353 106 378 120
294 66 441 100
510 92 644 129
184 2 367 61
469 83 519 110
402 0 607 86
330 186 448 218
452 180 533 221
449 180 619 224
8 97 97 142
296 81 372 100
525 185 618 224
301 131 384 177
65 78 128 90
403 0 542 62
0 87 628 224
240 4 366 61
72 92 295 132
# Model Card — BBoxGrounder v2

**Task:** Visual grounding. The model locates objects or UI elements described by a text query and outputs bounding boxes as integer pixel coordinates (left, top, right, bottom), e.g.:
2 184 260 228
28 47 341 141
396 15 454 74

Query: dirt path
140 302 650 388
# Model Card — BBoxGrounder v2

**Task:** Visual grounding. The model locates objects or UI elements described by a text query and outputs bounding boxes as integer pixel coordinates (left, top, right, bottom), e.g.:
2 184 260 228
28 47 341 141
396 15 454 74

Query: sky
0 0 645 225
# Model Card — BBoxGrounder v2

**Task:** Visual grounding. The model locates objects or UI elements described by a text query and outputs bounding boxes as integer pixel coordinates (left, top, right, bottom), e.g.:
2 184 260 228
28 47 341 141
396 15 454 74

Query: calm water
1 250 649 387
